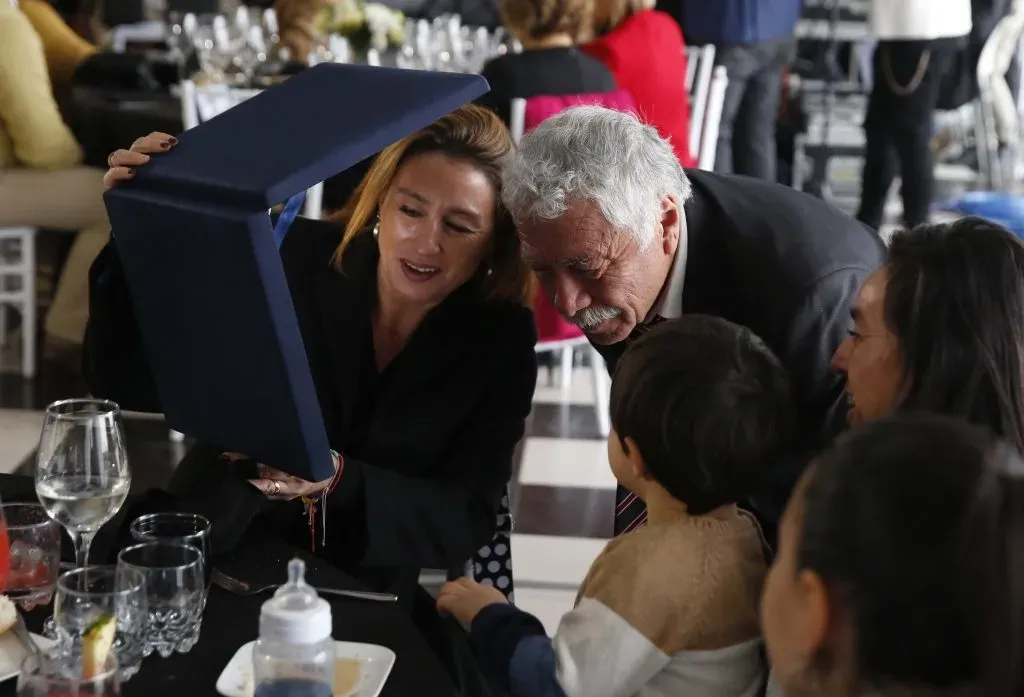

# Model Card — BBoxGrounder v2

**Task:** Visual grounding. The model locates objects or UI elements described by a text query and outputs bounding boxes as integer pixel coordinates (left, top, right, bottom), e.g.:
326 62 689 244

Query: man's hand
436 578 508 631
221 453 335 501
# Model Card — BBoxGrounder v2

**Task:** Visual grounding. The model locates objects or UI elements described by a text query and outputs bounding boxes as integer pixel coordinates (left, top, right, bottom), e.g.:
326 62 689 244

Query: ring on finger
272 480 281 496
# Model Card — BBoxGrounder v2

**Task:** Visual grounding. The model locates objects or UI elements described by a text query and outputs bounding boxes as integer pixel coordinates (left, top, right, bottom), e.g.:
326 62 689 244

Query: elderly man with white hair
504 106 886 535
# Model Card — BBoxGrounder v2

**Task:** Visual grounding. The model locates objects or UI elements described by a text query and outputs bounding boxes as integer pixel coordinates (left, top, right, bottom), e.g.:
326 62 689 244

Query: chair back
523 89 638 132
696 66 730 171
686 44 717 158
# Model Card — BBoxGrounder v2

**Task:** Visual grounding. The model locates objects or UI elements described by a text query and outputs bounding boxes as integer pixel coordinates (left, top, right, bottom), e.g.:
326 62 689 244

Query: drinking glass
130 513 212 588
0 500 11 593
17 646 120 697
53 567 147 681
35 399 131 570
3 504 60 610
117 542 205 658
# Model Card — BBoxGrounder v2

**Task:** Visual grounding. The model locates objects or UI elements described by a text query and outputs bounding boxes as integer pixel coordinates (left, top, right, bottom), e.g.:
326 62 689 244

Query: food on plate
332 658 362 696
82 613 116 679
0 595 17 634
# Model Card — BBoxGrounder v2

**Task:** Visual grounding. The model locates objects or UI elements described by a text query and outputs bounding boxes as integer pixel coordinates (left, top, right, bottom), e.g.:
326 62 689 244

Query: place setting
0 398 400 697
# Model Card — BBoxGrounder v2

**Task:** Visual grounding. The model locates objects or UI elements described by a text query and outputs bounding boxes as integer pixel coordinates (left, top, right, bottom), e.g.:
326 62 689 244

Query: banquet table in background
0 475 459 697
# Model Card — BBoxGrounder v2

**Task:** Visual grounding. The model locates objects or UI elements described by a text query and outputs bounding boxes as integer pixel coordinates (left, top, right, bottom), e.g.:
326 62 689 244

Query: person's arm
18 0 97 89
0 8 83 169
82 241 163 413
324 311 538 570
468 583 671 697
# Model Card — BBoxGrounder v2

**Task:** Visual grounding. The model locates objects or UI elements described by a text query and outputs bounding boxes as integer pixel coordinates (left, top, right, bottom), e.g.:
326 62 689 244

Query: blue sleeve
469 604 569 697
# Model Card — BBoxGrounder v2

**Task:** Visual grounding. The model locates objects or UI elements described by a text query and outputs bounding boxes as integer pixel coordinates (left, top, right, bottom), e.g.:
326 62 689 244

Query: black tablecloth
0 475 459 697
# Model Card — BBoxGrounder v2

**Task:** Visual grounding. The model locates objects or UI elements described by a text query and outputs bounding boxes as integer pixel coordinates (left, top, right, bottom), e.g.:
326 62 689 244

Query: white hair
502 106 691 248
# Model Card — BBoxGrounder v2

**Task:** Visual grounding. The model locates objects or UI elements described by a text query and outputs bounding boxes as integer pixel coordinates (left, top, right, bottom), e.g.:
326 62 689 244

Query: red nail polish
168 136 178 145
160 141 171 149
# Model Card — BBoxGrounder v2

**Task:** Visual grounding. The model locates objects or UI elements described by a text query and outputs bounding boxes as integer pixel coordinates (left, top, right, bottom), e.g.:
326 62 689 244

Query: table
0 476 459 697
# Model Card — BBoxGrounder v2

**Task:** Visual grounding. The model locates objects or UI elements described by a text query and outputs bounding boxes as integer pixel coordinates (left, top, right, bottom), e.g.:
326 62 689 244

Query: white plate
0 632 56 682
216 640 396 697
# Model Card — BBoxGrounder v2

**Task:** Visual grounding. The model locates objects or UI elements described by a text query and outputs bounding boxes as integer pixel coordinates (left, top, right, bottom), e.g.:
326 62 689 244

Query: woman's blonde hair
273 0 327 61
500 0 593 42
587 0 654 39
330 104 534 307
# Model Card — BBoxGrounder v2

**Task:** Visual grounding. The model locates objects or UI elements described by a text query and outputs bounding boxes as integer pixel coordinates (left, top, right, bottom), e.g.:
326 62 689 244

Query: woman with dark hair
830 216 1024 452
762 413 1024 697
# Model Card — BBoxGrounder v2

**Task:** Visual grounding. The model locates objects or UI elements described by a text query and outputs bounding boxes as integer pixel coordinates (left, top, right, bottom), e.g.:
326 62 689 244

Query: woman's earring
372 217 380 241
486 266 493 277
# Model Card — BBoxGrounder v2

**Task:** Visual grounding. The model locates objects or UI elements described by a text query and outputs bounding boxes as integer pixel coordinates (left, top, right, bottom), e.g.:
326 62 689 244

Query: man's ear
658 194 681 256
623 436 650 481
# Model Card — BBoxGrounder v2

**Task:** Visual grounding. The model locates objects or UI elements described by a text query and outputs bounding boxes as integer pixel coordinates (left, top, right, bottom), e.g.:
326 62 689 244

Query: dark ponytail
797 414 1024 697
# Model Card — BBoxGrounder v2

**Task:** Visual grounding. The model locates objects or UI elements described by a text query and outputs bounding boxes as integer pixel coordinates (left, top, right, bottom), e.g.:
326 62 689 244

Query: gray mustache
568 306 621 329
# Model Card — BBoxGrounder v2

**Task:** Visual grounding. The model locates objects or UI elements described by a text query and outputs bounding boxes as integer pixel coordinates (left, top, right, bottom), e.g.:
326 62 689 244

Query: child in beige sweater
439 315 798 697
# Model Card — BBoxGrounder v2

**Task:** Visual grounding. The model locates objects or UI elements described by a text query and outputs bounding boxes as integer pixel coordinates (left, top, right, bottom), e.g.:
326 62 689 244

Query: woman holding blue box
84 105 537 621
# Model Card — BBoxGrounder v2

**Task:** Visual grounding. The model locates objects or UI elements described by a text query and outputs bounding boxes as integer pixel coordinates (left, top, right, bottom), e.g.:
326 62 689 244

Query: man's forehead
518 213 613 262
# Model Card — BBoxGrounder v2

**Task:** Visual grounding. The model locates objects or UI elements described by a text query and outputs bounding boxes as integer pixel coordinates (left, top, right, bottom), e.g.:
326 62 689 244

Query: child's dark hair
609 315 797 515
798 414 1024 697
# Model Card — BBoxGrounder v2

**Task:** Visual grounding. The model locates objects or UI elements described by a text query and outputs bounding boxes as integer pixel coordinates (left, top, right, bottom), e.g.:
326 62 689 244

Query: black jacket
84 216 538 586
596 170 886 521
476 47 618 124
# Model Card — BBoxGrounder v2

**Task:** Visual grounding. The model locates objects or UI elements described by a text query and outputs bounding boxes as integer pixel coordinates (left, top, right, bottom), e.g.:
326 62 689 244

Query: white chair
975 8 1024 189
686 44 717 159
0 227 37 378
696 67 730 171
509 97 527 145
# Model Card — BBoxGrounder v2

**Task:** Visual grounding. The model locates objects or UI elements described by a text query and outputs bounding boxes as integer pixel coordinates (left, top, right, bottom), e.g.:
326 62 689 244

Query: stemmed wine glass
35 400 131 570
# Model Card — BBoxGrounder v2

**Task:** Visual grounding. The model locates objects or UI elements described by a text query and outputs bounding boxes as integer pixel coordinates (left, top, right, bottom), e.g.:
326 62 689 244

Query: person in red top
583 0 695 167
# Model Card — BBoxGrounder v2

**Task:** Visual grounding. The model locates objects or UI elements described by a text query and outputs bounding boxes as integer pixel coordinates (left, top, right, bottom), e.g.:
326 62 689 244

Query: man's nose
551 273 590 318
830 337 852 374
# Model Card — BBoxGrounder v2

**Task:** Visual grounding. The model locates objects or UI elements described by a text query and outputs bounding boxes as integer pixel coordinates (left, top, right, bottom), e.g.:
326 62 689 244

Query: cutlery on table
212 570 398 603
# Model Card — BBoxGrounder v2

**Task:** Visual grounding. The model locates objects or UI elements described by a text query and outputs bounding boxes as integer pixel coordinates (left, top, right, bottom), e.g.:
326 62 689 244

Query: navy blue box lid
104 64 489 481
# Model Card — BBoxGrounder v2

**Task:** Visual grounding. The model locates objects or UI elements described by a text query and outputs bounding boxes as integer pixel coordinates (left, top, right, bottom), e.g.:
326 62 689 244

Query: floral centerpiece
314 0 406 56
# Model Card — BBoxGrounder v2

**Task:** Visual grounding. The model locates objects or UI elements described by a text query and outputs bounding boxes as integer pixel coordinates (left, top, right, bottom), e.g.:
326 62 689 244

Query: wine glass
36 399 131 570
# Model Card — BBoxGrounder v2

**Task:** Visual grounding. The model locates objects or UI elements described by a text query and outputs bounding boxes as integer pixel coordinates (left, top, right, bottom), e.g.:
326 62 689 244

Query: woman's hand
102 131 178 190
436 578 508 631
221 452 337 502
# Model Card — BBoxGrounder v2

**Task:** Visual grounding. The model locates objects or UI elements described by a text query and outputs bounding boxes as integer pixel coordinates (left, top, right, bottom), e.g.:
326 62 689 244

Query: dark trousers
714 36 795 181
857 39 960 231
